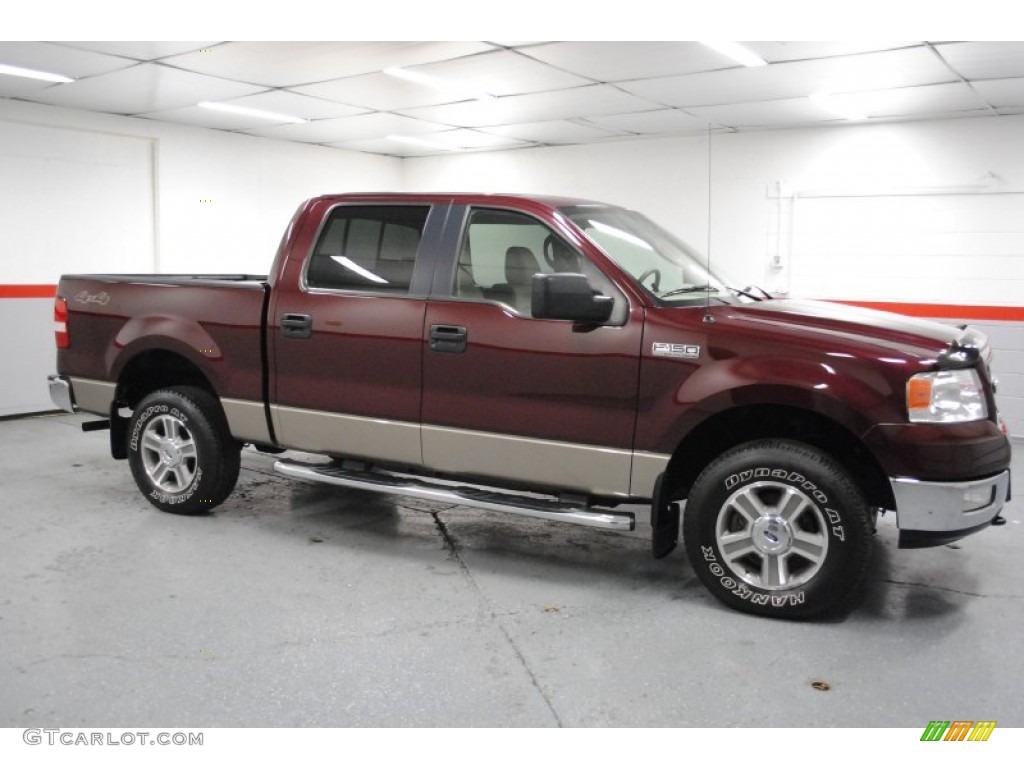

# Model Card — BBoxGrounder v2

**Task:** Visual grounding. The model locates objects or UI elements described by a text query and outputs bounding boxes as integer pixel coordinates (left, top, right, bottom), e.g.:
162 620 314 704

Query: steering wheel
543 234 580 272
637 268 661 293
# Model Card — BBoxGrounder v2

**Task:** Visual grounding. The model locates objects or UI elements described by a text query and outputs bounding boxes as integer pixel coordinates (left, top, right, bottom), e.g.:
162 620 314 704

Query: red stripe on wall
826 301 1024 322
0 285 1020 322
0 284 57 299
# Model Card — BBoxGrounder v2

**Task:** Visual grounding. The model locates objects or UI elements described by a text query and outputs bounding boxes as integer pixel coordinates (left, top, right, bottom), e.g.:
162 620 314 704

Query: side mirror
531 273 614 323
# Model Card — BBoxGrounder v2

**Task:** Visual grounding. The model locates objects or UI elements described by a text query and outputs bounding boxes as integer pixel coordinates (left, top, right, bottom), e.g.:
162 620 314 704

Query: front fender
636 355 898 454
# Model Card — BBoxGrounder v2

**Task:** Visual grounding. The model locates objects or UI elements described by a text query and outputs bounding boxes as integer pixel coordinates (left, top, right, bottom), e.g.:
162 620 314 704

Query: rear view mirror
531 273 614 323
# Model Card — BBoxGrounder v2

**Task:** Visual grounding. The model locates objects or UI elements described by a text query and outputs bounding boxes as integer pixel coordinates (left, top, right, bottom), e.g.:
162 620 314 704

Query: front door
421 206 644 499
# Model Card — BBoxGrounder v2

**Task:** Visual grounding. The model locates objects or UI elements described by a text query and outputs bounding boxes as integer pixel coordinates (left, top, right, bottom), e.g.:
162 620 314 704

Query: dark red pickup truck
49 192 1011 618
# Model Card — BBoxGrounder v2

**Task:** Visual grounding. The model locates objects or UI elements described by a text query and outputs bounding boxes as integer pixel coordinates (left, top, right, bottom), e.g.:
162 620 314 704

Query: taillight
54 296 69 348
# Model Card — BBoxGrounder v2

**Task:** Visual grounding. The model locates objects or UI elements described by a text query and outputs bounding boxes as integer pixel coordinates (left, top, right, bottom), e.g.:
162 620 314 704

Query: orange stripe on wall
0 284 57 299
827 301 1024 322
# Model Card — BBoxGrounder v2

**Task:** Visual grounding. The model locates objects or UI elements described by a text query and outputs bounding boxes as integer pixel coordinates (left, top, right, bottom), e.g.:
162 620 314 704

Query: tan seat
504 246 541 314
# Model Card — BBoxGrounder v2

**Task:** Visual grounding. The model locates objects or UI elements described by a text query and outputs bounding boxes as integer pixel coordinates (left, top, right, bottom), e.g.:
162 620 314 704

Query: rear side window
306 205 429 293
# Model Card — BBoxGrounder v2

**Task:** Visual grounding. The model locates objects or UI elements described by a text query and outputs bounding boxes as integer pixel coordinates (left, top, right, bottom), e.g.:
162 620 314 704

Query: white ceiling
1 41 1022 157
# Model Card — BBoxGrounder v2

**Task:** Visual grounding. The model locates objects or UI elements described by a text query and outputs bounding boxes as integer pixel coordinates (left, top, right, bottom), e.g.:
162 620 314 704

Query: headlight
907 369 988 423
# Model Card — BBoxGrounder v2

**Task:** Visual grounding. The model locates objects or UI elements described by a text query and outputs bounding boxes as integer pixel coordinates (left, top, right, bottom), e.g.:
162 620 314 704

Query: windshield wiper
659 284 718 298
659 284 771 302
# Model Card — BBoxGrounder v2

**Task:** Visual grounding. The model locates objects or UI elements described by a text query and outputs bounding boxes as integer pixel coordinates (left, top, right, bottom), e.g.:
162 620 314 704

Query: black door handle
281 313 312 339
429 324 467 353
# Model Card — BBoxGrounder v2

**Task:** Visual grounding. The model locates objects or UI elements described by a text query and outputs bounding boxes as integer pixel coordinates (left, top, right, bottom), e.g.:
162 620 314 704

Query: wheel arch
663 403 895 512
108 350 222 460
115 349 218 409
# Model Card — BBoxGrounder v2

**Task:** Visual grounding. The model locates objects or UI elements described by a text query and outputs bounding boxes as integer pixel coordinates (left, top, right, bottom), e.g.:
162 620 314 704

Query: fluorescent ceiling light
700 42 768 68
809 92 867 121
198 101 308 124
383 66 495 101
0 63 74 83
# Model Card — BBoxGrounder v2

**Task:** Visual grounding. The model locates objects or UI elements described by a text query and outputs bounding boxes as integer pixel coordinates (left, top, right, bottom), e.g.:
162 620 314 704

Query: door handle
281 313 313 339
429 324 467 353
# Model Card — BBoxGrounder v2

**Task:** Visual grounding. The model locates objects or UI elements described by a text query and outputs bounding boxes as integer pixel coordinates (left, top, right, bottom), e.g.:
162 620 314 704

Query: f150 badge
652 342 701 359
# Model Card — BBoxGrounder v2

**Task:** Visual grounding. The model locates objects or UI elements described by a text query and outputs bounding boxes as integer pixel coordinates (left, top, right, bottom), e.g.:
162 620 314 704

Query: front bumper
48 374 75 413
891 470 1011 548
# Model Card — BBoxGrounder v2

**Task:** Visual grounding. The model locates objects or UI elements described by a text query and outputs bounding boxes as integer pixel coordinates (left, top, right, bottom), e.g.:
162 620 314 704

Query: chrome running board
274 459 634 531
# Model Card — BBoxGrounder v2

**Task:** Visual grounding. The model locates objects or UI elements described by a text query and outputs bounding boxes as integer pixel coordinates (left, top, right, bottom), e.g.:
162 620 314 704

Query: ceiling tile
0 75 56 98
0 41 134 80
55 42 221 61
619 47 955 108
416 129 532 151
162 41 496 88
401 84 660 127
935 41 1024 80
327 136 446 157
26 63 265 114
244 112 451 143
138 105 296 131
479 120 623 144
415 50 591 95
971 77 1024 108
523 42 729 83
745 42 921 63
833 82 990 118
294 71 468 112
206 90 367 120
585 108 709 135
686 98 842 129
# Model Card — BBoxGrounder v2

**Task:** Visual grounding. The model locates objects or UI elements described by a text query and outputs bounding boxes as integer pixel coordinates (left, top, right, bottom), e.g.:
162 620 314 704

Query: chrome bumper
47 374 75 413
891 470 1011 548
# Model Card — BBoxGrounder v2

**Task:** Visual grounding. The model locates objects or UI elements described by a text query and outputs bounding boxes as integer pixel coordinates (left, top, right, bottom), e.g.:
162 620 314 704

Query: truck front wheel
683 439 872 619
127 387 241 514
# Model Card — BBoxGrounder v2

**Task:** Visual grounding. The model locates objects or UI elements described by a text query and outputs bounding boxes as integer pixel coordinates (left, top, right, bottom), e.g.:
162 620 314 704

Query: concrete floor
1 412 1022 728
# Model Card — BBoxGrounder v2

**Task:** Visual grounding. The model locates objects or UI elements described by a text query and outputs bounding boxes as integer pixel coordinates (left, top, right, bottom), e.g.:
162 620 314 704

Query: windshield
560 204 757 305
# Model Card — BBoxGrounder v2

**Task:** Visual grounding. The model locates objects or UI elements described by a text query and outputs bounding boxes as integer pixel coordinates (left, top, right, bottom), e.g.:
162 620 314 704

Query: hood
709 298 963 362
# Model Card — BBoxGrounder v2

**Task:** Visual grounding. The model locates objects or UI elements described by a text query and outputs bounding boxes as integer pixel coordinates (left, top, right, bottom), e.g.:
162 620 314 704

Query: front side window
456 208 594 316
306 205 429 293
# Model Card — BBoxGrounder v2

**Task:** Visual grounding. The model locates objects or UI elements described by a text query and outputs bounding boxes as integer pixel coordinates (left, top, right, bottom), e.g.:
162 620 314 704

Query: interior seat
503 246 541 314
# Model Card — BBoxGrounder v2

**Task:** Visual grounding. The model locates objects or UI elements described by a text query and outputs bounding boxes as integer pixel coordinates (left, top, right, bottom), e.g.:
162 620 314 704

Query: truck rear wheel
127 387 241 514
683 439 872 619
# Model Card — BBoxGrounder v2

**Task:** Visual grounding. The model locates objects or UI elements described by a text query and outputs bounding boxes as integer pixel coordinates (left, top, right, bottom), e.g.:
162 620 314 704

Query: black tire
127 386 241 515
682 439 872 619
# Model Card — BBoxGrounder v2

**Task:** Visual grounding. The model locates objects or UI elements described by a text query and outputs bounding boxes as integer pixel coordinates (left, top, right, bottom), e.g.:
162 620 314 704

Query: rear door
421 204 645 499
270 200 447 465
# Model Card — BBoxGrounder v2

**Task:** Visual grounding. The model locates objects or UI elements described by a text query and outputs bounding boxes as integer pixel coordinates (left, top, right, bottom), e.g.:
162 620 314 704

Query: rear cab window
305 205 430 294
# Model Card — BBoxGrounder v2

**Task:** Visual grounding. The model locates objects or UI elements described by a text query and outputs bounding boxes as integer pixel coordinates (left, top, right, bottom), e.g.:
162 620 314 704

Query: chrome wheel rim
140 414 198 493
715 481 829 590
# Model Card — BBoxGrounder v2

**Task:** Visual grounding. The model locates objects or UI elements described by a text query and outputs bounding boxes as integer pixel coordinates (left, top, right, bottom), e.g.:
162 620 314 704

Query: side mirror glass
531 273 614 323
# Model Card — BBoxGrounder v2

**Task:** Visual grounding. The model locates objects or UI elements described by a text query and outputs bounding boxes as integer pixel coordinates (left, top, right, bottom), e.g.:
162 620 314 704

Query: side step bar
274 459 634 531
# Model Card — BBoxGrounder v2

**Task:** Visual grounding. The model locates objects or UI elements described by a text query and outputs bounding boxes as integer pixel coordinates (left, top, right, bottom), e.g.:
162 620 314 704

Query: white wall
405 115 1024 436
2 99 1021 437
0 99 401 415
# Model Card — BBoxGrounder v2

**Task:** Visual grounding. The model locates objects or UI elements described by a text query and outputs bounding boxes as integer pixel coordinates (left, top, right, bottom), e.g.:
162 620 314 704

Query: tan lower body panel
422 424 634 498
221 398 273 444
69 377 116 416
270 405 422 466
630 451 671 499
264 404 670 501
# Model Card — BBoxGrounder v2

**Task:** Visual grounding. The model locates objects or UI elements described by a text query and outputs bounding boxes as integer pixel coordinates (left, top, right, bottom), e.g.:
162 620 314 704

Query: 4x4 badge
652 342 700 359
